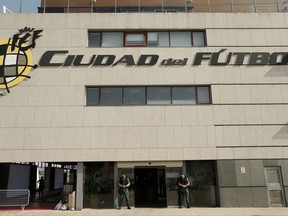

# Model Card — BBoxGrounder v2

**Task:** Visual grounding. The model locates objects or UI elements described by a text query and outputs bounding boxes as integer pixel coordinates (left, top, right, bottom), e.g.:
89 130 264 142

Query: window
88 30 206 47
86 87 99 105
88 32 101 47
197 87 210 104
102 32 123 47
147 87 171 105
100 87 122 105
170 32 192 47
192 32 206 47
86 86 211 106
123 87 145 105
172 87 196 104
125 33 146 46
147 32 169 47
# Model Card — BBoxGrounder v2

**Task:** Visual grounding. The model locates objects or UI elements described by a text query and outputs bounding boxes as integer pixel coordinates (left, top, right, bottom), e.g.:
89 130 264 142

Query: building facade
1 0 288 210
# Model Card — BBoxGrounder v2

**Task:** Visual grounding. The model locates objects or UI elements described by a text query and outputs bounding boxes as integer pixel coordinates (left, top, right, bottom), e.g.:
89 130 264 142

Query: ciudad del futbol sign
1 27 288 93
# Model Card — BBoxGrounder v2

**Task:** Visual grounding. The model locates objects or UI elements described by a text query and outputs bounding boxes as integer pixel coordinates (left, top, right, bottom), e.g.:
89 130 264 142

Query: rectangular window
86 87 99 105
100 87 122 105
197 87 210 104
88 32 101 47
170 32 192 47
86 86 211 106
125 33 146 46
123 87 145 105
147 32 169 47
192 32 206 47
88 30 206 47
147 87 171 105
172 87 196 104
102 32 123 47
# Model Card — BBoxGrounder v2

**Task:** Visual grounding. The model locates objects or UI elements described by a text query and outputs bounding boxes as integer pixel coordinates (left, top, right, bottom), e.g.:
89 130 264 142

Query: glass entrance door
264 167 286 207
134 167 167 207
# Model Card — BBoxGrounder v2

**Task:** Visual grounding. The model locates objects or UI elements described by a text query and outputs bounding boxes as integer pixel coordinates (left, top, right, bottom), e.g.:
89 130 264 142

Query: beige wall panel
0 128 24 150
124 127 141 148
174 126 191 148
141 127 158 148
217 126 288 148
190 126 208 147
165 107 182 126
158 127 175 148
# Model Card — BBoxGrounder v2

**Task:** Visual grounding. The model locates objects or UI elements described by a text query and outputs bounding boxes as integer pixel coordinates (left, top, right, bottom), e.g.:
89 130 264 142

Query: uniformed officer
118 172 131 210
176 172 190 208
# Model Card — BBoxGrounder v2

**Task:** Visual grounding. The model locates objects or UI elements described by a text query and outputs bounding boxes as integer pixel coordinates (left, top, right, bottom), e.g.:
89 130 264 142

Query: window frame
124 32 147 47
86 85 211 106
88 30 206 48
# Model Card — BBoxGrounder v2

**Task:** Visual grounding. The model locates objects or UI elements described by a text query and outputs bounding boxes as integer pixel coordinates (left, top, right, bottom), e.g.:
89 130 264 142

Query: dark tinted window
147 87 171 105
88 32 101 47
172 87 196 104
123 87 145 105
197 87 210 104
100 88 122 105
86 87 99 105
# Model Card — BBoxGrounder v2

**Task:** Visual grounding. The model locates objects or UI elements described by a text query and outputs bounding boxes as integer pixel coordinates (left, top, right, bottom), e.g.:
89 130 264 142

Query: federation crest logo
0 27 42 93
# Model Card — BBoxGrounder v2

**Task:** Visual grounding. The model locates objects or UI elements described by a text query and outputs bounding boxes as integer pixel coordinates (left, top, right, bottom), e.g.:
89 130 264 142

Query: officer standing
176 172 190 208
118 172 131 210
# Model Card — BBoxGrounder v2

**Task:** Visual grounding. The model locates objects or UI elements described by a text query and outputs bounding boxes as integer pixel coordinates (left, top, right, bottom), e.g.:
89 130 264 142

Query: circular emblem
0 39 33 92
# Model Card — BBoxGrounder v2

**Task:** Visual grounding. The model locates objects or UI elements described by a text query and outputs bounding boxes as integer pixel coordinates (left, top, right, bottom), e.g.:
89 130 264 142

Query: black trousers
178 189 190 207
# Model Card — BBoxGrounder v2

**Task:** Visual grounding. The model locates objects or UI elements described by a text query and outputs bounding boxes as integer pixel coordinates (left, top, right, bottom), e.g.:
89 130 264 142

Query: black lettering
161 58 173 66
73 55 96 66
232 53 251 65
39 50 68 66
93 55 116 66
113 55 135 66
193 53 212 65
137 55 159 66
63 55 75 66
210 49 232 65
249 53 270 65
269 52 288 65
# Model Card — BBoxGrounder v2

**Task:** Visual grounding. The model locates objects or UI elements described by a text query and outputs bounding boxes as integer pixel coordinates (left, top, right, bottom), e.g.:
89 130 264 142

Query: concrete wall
0 13 288 163
218 160 288 207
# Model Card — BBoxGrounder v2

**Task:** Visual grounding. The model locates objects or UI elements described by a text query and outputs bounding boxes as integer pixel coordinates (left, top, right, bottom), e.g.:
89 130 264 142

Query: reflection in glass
100 88 122 105
86 87 99 105
102 32 123 47
172 87 196 104
84 162 114 209
197 87 210 104
185 161 217 207
170 32 191 47
88 32 101 47
193 32 205 47
123 87 145 105
147 87 171 105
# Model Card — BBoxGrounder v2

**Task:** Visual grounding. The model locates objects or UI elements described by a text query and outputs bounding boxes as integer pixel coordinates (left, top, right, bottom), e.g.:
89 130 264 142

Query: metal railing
0 189 30 211
38 0 288 13
2 0 288 13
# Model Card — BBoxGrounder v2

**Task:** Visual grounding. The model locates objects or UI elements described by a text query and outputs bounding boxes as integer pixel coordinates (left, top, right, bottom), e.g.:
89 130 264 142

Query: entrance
134 167 167 207
264 167 286 207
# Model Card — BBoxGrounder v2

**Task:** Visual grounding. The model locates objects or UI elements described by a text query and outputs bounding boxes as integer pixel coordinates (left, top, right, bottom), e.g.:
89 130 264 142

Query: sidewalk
1 207 288 216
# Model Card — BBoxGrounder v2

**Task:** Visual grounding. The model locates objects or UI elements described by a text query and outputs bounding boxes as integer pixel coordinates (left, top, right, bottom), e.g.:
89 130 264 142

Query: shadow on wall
265 66 288 77
266 66 288 140
273 124 288 139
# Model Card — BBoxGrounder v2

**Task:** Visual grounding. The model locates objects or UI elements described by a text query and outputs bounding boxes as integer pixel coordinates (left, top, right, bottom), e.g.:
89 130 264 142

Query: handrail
0 189 30 211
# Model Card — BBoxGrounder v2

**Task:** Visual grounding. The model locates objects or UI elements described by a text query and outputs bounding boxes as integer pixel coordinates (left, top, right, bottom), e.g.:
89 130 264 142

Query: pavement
1 207 288 216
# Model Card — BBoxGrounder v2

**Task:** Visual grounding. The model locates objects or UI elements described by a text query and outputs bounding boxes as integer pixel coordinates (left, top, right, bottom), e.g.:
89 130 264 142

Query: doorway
134 167 167 207
264 167 286 207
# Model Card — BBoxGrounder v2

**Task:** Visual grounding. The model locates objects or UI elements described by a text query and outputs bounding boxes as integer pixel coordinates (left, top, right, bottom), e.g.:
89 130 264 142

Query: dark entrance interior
134 167 167 208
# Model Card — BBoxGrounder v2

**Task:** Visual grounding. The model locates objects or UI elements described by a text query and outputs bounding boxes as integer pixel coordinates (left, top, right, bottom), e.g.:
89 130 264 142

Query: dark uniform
118 175 131 209
176 173 190 208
